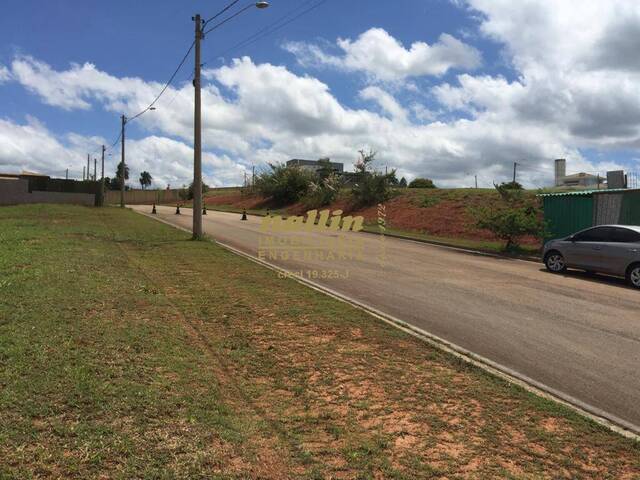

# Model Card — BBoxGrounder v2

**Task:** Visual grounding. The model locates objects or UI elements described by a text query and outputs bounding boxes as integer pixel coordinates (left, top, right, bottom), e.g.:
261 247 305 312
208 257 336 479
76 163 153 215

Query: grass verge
0 205 638 479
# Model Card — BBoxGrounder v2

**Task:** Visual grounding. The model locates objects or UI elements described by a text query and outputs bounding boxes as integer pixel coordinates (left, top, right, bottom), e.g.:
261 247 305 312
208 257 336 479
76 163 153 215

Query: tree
116 162 129 181
183 182 210 200
351 150 396 207
139 171 152 190
399 177 408 188
255 163 315 205
409 178 436 188
471 184 543 251
304 172 342 208
497 181 523 191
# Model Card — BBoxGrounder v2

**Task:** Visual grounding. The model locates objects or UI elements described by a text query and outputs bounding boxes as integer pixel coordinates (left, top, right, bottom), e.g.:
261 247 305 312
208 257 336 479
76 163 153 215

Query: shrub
409 178 436 189
255 163 315 205
351 150 396 207
304 173 342 208
471 184 543 250
178 182 210 200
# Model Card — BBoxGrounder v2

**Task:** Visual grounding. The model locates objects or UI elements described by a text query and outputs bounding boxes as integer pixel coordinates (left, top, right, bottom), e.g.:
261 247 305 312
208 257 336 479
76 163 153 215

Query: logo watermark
258 207 387 280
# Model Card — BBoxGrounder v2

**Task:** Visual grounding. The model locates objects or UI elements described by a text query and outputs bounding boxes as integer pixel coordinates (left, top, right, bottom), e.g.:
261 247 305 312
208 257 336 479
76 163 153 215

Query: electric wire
202 0 328 67
203 0 242 27
203 3 255 36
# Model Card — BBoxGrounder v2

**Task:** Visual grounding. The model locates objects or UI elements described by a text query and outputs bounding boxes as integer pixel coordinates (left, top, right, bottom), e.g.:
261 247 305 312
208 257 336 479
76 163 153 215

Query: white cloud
359 86 408 123
0 65 11 83
285 28 482 82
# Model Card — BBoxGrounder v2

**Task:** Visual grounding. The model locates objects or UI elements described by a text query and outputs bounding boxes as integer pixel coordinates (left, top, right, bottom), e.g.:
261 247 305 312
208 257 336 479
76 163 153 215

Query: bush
178 182 210 200
304 173 342 208
472 184 543 250
497 181 523 191
409 178 436 188
255 163 315 205
351 150 396 207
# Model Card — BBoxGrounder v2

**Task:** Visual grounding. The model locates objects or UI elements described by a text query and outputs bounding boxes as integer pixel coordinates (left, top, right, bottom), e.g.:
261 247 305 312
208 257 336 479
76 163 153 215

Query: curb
132 207 640 440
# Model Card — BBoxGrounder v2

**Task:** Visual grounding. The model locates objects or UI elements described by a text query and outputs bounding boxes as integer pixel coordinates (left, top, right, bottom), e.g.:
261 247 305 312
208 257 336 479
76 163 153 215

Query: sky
2 0 640 189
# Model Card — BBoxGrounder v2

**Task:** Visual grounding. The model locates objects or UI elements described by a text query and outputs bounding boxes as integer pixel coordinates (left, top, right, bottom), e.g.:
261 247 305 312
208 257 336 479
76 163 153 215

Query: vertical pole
93 158 97 181
475 175 478 189
66 168 69 180
101 146 105 181
513 162 518 184
192 13 203 239
87 154 90 181
120 115 126 208
83 166 86 181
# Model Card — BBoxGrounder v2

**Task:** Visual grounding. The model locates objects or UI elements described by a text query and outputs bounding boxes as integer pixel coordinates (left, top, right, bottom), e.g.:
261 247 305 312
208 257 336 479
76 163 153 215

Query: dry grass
0 205 638 479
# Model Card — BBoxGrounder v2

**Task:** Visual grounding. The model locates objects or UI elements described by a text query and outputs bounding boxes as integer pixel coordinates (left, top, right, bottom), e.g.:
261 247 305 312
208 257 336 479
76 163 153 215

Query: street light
191 1 269 239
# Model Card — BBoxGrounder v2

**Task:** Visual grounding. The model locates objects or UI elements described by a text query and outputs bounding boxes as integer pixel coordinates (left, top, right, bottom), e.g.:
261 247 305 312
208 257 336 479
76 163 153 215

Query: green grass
0 205 638 479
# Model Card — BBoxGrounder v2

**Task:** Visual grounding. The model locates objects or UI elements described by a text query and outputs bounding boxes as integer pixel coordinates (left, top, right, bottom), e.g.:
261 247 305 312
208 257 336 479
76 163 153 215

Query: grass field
0 205 638 479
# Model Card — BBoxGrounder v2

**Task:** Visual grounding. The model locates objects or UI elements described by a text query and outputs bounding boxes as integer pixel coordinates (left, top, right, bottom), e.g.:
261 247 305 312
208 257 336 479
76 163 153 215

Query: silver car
543 225 640 288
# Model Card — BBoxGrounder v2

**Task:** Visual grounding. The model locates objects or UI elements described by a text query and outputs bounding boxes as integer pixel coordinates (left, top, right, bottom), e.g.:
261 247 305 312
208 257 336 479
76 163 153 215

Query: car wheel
626 264 640 289
545 251 566 273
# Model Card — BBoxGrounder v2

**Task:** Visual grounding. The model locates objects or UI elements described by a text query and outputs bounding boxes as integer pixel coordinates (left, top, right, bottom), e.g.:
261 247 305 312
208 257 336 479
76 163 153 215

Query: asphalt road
133 205 640 431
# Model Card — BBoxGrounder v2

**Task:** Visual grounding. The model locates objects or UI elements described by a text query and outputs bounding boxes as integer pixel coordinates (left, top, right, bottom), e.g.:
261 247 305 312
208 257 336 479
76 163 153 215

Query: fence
0 178 97 206
104 189 181 205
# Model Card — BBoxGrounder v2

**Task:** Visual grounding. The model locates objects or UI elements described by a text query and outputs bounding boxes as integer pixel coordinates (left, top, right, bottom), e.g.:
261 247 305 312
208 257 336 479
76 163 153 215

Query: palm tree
139 171 152 190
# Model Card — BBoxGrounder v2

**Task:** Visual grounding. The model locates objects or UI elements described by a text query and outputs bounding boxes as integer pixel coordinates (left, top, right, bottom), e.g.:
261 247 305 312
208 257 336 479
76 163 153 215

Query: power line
202 0 329 67
203 0 242 27
203 3 256 36
127 40 196 123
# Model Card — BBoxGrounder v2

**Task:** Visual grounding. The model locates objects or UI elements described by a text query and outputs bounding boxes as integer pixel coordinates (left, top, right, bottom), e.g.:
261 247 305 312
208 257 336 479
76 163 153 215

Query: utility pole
101 145 105 181
120 114 126 208
475 175 478 189
66 168 69 180
513 162 518 184
192 14 204 239
83 166 86 181
93 158 97 181
87 154 90 181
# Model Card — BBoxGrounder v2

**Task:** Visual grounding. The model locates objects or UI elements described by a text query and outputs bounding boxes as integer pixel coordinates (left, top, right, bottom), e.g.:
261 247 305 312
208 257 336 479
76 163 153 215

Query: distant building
286 158 344 174
554 159 606 188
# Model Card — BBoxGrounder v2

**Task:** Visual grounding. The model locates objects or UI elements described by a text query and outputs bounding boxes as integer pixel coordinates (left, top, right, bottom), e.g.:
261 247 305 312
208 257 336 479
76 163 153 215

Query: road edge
133 208 640 441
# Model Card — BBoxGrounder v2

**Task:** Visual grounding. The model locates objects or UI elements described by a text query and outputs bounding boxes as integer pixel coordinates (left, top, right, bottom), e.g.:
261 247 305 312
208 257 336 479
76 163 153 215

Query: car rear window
610 227 640 243
573 227 613 242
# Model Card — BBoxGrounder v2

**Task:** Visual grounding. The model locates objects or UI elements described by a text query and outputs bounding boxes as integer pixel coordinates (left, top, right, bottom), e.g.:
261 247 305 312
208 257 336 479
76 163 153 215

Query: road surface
132 205 640 432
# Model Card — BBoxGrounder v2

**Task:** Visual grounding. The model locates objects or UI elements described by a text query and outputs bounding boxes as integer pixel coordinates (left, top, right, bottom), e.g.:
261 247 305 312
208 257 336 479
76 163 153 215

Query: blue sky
1 0 639 188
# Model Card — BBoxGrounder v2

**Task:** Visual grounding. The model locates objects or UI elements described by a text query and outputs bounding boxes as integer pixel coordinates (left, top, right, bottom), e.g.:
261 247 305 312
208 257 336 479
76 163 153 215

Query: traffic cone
152 204 157 214
203 205 207 215
176 204 181 215
241 209 248 221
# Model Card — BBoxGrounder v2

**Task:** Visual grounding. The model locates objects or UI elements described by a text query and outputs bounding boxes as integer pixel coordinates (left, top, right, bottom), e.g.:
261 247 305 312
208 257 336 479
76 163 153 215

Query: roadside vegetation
471 182 545 251
1 205 638 478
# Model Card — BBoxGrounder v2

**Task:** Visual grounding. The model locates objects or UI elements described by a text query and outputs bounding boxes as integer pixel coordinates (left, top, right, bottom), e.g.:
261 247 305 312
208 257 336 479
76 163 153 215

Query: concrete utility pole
93 158 97 181
513 162 518 184
120 114 126 208
66 168 69 180
83 166 86 181
192 13 204 239
87 154 90 181
475 175 478 189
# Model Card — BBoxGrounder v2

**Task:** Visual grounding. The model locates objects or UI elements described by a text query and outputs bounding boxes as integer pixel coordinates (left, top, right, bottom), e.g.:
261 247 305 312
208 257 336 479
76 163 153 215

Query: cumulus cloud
0 65 11 83
5 0 639 192
285 28 482 82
